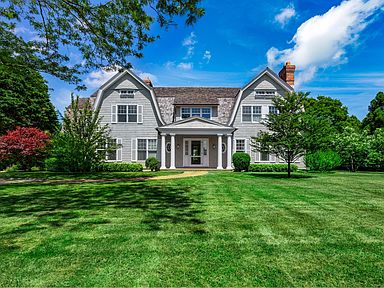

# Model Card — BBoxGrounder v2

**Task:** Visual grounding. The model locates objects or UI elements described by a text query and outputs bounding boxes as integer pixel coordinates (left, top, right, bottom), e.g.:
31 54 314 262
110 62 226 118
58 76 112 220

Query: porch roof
157 117 236 135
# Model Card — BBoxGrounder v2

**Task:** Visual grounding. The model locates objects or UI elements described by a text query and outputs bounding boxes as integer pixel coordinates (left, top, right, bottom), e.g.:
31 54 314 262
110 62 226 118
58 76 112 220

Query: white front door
183 138 209 167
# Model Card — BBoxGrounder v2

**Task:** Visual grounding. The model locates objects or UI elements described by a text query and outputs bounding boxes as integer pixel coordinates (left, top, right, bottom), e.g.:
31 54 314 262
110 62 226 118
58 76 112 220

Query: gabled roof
228 67 294 125
154 87 240 105
93 69 165 125
242 67 294 92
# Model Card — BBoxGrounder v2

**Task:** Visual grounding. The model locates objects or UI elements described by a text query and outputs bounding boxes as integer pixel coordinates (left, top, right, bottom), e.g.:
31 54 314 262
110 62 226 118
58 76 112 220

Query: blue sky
43 0 384 119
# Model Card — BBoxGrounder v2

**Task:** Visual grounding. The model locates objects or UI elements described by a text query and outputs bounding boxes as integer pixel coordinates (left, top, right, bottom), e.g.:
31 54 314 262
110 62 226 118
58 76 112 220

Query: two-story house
89 62 297 169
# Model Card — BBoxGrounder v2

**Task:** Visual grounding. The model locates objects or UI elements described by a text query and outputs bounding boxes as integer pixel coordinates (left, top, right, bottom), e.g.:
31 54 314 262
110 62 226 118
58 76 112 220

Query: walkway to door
149 170 208 180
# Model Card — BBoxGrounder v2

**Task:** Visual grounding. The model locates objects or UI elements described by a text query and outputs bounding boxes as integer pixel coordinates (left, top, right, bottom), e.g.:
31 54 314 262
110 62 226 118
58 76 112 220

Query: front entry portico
157 117 236 169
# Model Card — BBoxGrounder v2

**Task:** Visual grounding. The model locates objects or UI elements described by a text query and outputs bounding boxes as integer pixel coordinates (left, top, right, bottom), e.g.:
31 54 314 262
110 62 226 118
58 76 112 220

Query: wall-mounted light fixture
176 144 180 149
212 144 216 150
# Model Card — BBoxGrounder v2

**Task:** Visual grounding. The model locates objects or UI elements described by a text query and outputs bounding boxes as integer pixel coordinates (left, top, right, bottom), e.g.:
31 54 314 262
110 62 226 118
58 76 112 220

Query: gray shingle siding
98 73 162 162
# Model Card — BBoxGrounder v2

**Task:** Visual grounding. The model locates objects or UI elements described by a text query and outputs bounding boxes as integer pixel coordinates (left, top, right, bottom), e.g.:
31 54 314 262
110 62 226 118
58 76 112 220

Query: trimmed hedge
232 152 251 172
95 162 143 172
249 163 298 172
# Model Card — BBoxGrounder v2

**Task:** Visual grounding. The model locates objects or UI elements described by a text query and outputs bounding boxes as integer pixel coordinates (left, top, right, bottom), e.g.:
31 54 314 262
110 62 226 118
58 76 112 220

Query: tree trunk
287 153 291 178
288 161 291 178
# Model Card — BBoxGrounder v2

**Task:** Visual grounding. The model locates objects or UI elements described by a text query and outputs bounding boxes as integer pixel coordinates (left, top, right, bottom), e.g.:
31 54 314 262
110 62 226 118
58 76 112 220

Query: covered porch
157 118 236 170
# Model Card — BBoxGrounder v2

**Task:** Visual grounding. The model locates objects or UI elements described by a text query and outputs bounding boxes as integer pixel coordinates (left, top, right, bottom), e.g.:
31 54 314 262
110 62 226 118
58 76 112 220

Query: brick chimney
278 62 296 88
143 77 153 87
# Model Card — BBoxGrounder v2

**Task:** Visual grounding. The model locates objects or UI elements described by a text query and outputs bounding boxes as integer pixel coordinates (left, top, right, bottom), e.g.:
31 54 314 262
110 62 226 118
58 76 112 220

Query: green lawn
0 171 383 286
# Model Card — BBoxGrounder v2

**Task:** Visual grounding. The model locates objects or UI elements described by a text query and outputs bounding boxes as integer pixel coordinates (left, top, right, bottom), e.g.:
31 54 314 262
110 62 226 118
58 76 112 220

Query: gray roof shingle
153 87 240 105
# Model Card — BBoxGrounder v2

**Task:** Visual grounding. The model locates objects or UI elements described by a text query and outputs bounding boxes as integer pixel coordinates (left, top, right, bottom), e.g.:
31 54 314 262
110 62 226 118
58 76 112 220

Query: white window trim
98 138 122 162
136 137 158 161
254 89 277 99
119 89 135 98
234 138 246 152
181 107 212 119
259 151 270 163
241 105 263 123
112 103 144 124
268 105 279 115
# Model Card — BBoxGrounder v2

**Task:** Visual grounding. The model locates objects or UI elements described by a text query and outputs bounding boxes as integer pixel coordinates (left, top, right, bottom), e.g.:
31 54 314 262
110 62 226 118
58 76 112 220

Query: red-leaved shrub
0 127 50 170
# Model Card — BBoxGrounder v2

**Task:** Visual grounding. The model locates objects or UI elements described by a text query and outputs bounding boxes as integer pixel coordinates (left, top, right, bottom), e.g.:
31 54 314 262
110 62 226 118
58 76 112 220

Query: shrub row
248 163 298 172
304 150 342 172
95 162 143 172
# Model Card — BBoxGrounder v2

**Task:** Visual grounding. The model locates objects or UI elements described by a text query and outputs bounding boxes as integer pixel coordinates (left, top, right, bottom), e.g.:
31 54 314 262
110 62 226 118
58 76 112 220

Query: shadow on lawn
0 181 205 238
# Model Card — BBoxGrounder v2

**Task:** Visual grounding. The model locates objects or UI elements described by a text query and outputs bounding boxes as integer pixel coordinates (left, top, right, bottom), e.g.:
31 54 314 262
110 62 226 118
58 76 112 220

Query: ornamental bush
304 150 342 172
95 162 143 172
145 157 160 171
232 152 251 172
0 126 50 170
248 163 298 172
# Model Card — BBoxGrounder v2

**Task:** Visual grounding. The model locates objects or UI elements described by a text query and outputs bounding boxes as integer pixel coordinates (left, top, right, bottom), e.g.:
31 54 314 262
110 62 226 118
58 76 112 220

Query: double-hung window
242 106 262 122
137 139 158 161
181 107 211 119
236 139 245 152
260 151 270 162
269 106 278 115
97 138 122 161
112 104 143 123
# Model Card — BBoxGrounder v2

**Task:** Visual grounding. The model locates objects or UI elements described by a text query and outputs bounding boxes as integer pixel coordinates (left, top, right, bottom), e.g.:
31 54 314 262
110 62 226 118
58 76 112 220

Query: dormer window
254 90 276 99
181 107 211 119
119 90 135 98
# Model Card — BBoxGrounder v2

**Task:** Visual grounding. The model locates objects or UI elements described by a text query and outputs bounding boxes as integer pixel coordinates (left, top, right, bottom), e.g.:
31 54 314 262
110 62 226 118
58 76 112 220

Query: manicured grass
0 171 383 286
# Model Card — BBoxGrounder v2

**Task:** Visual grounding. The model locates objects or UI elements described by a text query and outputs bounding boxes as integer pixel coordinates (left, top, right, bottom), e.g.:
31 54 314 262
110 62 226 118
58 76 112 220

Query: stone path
149 170 208 180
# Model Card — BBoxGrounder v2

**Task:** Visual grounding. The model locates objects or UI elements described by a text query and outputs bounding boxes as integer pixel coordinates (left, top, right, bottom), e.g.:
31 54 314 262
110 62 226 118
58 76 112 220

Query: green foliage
335 127 371 172
362 92 384 133
0 1 204 88
252 92 309 177
248 163 298 172
145 157 160 172
232 152 251 172
0 63 58 135
50 95 116 172
366 128 384 171
95 162 143 172
304 150 342 172
4 164 19 172
302 96 359 152
44 157 60 172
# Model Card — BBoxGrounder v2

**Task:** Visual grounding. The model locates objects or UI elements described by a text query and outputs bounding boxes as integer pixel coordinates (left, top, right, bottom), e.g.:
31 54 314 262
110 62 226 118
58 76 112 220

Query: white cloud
202 50 212 63
177 62 193 70
182 32 197 59
275 3 296 27
182 32 197 47
267 0 384 87
84 68 118 89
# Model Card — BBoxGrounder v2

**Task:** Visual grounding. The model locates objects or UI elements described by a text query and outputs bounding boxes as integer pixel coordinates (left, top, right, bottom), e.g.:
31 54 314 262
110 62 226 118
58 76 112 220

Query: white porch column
160 133 166 169
217 134 223 170
226 134 233 170
170 133 176 169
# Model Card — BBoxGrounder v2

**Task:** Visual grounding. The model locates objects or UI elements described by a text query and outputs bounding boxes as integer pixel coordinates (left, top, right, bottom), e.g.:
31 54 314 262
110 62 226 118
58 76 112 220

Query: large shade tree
302 96 360 152
0 0 204 89
251 92 309 178
362 92 384 133
0 62 58 135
